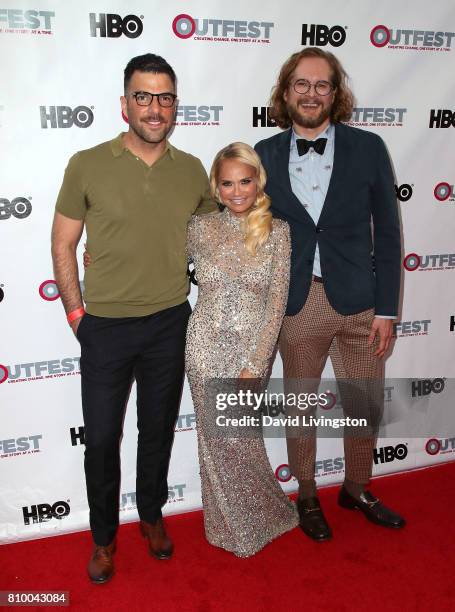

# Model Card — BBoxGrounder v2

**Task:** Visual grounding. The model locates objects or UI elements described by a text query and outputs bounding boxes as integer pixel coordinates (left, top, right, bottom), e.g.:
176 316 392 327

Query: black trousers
77 301 191 546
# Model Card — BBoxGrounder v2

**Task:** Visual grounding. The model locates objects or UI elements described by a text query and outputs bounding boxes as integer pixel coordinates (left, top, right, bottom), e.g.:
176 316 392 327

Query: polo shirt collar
110 132 175 160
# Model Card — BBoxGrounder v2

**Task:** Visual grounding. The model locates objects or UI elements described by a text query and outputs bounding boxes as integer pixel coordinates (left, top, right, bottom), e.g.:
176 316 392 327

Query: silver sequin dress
185 208 299 557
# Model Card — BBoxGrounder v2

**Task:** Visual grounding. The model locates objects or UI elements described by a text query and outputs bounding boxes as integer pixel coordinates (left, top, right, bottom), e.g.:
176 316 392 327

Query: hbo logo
0 197 32 220
40 106 93 129
429 109 455 128
301 24 346 47
22 501 70 525
89 13 143 38
395 184 413 202
411 378 445 397
373 444 408 464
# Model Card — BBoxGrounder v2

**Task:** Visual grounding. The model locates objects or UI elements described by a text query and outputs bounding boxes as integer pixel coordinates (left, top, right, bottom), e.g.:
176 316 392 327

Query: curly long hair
270 47 355 129
210 142 272 256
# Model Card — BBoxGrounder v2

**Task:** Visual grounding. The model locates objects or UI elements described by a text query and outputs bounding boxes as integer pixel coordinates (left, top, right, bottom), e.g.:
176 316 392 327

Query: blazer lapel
319 123 352 224
272 129 316 226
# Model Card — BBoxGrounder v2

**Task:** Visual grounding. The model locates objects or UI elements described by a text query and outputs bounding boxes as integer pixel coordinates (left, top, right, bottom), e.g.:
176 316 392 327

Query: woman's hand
83 243 92 268
239 368 255 379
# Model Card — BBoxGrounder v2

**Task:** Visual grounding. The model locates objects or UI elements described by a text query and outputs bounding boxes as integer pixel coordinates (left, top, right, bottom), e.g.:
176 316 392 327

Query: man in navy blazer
255 48 405 541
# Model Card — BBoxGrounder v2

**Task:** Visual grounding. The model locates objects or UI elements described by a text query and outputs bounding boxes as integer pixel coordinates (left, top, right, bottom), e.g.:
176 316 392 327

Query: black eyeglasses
128 91 177 108
292 79 334 96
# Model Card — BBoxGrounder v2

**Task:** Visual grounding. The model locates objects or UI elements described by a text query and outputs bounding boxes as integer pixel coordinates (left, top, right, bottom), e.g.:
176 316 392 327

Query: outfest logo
403 253 455 272
434 182 454 202
275 464 293 482
39 279 83 301
120 485 187 511
172 14 274 43
0 357 80 384
370 25 455 51
425 437 455 456
319 386 394 408
0 434 43 458
393 320 431 338
174 105 223 126
276 457 346 481
0 9 54 34
347 107 406 128
39 280 60 301
175 413 197 432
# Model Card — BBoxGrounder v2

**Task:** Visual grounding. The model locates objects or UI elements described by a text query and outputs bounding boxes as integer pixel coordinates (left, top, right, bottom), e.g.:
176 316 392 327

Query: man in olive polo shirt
51 53 215 584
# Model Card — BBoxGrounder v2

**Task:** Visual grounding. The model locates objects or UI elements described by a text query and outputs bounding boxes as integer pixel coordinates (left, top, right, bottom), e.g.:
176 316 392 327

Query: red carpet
1 462 454 611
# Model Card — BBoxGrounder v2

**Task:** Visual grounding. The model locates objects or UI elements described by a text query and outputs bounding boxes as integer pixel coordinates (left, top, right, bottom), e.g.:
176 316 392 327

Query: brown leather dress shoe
140 518 174 559
297 497 332 541
338 486 406 528
87 541 116 584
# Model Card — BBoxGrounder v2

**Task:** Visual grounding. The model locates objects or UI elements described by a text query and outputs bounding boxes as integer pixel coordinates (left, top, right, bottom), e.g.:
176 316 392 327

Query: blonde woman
185 142 298 557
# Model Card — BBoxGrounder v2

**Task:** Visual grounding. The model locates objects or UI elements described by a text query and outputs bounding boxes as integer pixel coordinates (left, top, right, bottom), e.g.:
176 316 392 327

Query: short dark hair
123 53 177 93
270 47 354 128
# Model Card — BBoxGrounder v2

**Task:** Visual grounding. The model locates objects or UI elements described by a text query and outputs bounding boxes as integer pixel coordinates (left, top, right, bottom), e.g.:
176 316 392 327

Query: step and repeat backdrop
1 0 454 543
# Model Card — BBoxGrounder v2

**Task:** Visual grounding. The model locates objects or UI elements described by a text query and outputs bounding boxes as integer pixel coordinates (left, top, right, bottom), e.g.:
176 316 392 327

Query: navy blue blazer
255 123 401 316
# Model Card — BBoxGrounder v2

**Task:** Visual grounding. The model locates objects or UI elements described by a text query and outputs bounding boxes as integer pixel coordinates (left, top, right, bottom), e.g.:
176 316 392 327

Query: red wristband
67 308 85 324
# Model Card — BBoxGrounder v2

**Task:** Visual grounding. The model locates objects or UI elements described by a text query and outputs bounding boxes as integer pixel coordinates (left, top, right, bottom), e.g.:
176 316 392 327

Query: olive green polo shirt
55 133 216 317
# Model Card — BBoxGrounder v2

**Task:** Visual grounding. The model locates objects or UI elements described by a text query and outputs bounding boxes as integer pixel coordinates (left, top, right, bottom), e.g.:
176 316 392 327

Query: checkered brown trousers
279 280 384 485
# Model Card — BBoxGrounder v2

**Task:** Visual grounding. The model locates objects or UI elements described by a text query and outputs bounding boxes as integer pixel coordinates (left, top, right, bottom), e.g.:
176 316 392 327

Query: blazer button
316 227 324 233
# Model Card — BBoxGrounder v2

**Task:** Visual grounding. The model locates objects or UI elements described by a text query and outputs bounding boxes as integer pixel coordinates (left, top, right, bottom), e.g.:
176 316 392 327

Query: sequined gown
185 208 299 557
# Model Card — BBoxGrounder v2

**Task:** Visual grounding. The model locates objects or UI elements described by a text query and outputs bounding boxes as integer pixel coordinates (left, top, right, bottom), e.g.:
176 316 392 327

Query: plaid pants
279 279 384 485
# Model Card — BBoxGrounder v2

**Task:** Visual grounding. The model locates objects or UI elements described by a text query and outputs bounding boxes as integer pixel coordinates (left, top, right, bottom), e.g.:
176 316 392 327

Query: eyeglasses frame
127 90 177 108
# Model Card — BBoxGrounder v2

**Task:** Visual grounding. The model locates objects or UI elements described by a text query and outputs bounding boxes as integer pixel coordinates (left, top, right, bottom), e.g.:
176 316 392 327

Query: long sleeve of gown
186 215 198 264
246 220 291 377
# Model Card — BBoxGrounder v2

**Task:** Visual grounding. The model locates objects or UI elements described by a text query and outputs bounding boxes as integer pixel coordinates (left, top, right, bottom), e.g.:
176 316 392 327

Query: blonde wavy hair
210 142 272 256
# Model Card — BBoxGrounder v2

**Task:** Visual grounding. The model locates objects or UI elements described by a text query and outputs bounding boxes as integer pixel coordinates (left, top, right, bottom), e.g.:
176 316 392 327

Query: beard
287 99 332 129
128 112 173 145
